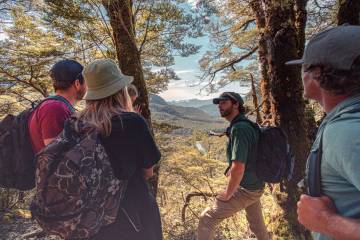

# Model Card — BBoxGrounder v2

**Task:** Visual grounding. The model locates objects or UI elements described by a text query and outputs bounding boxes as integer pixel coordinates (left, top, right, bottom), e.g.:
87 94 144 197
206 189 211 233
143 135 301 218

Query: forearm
225 163 244 196
325 214 360 240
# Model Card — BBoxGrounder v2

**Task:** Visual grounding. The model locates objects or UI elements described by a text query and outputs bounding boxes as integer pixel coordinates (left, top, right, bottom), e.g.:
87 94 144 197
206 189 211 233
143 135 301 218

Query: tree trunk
263 0 311 238
103 0 159 196
250 0 275 124
250 73 262 124
337 0 360 25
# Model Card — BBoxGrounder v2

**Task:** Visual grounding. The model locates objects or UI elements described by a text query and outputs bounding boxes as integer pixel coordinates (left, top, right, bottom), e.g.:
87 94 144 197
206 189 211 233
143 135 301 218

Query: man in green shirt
197 92 269 240
287 25 360 240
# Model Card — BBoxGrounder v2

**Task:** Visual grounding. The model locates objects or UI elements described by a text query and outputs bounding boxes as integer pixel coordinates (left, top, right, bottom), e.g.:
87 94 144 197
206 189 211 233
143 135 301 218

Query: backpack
256 125 294 183
30 117 127 239
228 117 294 183
0 96 74 191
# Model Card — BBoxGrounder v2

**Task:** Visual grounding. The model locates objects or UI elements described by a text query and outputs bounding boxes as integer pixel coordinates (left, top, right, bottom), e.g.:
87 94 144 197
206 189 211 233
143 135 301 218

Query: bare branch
0 66 47 97
88 0 116 47
213 46 258 74
200 46 258 88
138 0 155 55
181 192 216 222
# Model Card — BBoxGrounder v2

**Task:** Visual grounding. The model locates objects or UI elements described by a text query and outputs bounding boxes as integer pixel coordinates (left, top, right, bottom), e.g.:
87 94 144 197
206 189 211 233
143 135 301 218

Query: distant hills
169 98 219 117
149 94 226 134
169 98 212 108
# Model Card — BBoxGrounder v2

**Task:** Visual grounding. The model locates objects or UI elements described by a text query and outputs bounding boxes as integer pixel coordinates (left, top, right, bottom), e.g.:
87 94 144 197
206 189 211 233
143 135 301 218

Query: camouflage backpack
30 118 127 239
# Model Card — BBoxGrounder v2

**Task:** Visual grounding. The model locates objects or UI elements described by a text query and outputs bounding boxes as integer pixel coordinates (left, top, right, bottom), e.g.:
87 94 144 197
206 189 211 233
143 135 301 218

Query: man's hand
216 190 232 202
143 167 154 180
134 104 142 114
297 194 337 233
217 161 245 202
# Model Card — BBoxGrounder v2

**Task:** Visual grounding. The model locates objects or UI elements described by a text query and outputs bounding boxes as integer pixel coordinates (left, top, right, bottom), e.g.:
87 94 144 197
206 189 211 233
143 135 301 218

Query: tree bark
263 0 311 238
250 73 262 124
103 0 159 196
250 0 275 124
102 0 151 125
337 0 360 25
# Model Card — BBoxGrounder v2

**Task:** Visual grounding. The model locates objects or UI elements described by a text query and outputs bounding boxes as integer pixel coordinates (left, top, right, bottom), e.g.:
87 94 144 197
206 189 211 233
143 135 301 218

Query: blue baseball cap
50 59 84 84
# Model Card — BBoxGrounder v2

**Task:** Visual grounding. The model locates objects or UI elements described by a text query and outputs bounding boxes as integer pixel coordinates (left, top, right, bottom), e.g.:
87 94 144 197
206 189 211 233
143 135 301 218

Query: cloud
187 0 198 8
175 69 195 75
160 79 251 101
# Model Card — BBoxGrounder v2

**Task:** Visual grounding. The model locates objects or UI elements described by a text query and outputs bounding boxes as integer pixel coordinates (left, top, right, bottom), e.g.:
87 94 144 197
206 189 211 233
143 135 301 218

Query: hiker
78 59 162 240
127 83 143 113
286 25 360 239
197 92 269 240
28 59 86 153
128 83 139 103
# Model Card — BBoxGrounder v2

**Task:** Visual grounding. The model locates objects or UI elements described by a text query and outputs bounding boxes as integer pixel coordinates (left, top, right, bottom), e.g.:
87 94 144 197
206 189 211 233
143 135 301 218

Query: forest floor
0 210 59 240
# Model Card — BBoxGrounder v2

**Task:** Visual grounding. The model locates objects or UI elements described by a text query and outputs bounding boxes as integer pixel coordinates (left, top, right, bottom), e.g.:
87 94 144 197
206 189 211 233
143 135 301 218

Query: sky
159 36 249 101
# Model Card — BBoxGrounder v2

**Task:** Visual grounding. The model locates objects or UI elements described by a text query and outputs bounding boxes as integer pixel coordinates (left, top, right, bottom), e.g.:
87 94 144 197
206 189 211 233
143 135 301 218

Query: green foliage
0 0 204 115
43 0 203 94
196 0 259 93
0 5 82 112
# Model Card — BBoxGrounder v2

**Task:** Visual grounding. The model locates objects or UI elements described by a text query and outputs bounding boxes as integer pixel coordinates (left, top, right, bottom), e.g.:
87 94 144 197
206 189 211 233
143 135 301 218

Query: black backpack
0 96 74 191
229 118 294 183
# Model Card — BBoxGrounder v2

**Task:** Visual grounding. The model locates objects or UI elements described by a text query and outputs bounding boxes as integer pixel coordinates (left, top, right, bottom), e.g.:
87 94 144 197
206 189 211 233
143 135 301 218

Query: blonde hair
76 87 134 136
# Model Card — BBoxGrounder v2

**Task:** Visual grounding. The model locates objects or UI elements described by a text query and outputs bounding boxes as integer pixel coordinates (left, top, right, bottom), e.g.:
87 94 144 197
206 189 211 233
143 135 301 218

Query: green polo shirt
226 114 264 190
307 95 360 240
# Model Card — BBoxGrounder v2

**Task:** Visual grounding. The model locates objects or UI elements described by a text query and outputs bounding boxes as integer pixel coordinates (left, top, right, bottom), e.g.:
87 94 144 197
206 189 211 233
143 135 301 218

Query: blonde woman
79 59 162 240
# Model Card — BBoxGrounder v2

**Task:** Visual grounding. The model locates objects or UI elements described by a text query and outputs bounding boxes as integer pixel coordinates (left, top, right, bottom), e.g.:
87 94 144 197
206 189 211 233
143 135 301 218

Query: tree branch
212 46 258 75
0 66 47 97
201 46 258 87
181 192 216 222
138 0 155 55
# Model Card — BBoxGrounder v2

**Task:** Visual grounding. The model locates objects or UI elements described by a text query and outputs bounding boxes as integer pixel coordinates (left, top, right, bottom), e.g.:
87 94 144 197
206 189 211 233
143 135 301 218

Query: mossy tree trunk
250 0 275 124
254 0 313 238
103 0 159 196
337 0 360 25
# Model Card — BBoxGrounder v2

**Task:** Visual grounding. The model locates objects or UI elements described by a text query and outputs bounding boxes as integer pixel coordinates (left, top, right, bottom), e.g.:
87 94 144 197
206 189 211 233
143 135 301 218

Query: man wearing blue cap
28 59 86 153
288 25 360 239
197 92 269 240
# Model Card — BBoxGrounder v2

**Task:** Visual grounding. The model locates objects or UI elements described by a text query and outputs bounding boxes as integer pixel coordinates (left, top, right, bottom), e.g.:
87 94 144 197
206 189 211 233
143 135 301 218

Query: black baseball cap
213 92 244 105
286 25 360 70
50 59 84 84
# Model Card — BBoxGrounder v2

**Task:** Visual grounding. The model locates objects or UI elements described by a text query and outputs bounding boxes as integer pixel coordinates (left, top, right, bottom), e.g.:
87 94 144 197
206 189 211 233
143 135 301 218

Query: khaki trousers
197 187 269 240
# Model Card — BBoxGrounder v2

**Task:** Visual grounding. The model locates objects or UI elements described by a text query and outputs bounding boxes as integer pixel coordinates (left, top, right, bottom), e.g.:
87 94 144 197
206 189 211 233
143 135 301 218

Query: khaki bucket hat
83 59 133 100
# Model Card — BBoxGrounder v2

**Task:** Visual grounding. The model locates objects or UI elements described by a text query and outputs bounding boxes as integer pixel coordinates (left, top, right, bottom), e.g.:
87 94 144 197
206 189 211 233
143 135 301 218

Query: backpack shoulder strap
33 96 75 113
47 95 75 113
309 106 360 197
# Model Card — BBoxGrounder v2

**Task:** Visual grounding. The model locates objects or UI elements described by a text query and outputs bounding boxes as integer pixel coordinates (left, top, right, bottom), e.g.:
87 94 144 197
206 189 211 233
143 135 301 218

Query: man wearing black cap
287 25 360 239
197 92 268 240
28 59 86 153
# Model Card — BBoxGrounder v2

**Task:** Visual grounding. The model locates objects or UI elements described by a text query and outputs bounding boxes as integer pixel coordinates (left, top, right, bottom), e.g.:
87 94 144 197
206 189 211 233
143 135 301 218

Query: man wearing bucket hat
81 59 162 240
288 25 360 239
197 92 269 240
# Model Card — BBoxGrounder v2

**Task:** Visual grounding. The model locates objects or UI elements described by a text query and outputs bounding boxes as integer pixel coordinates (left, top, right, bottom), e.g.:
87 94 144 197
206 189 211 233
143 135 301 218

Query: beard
76 86 86 100
220 108 232 117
